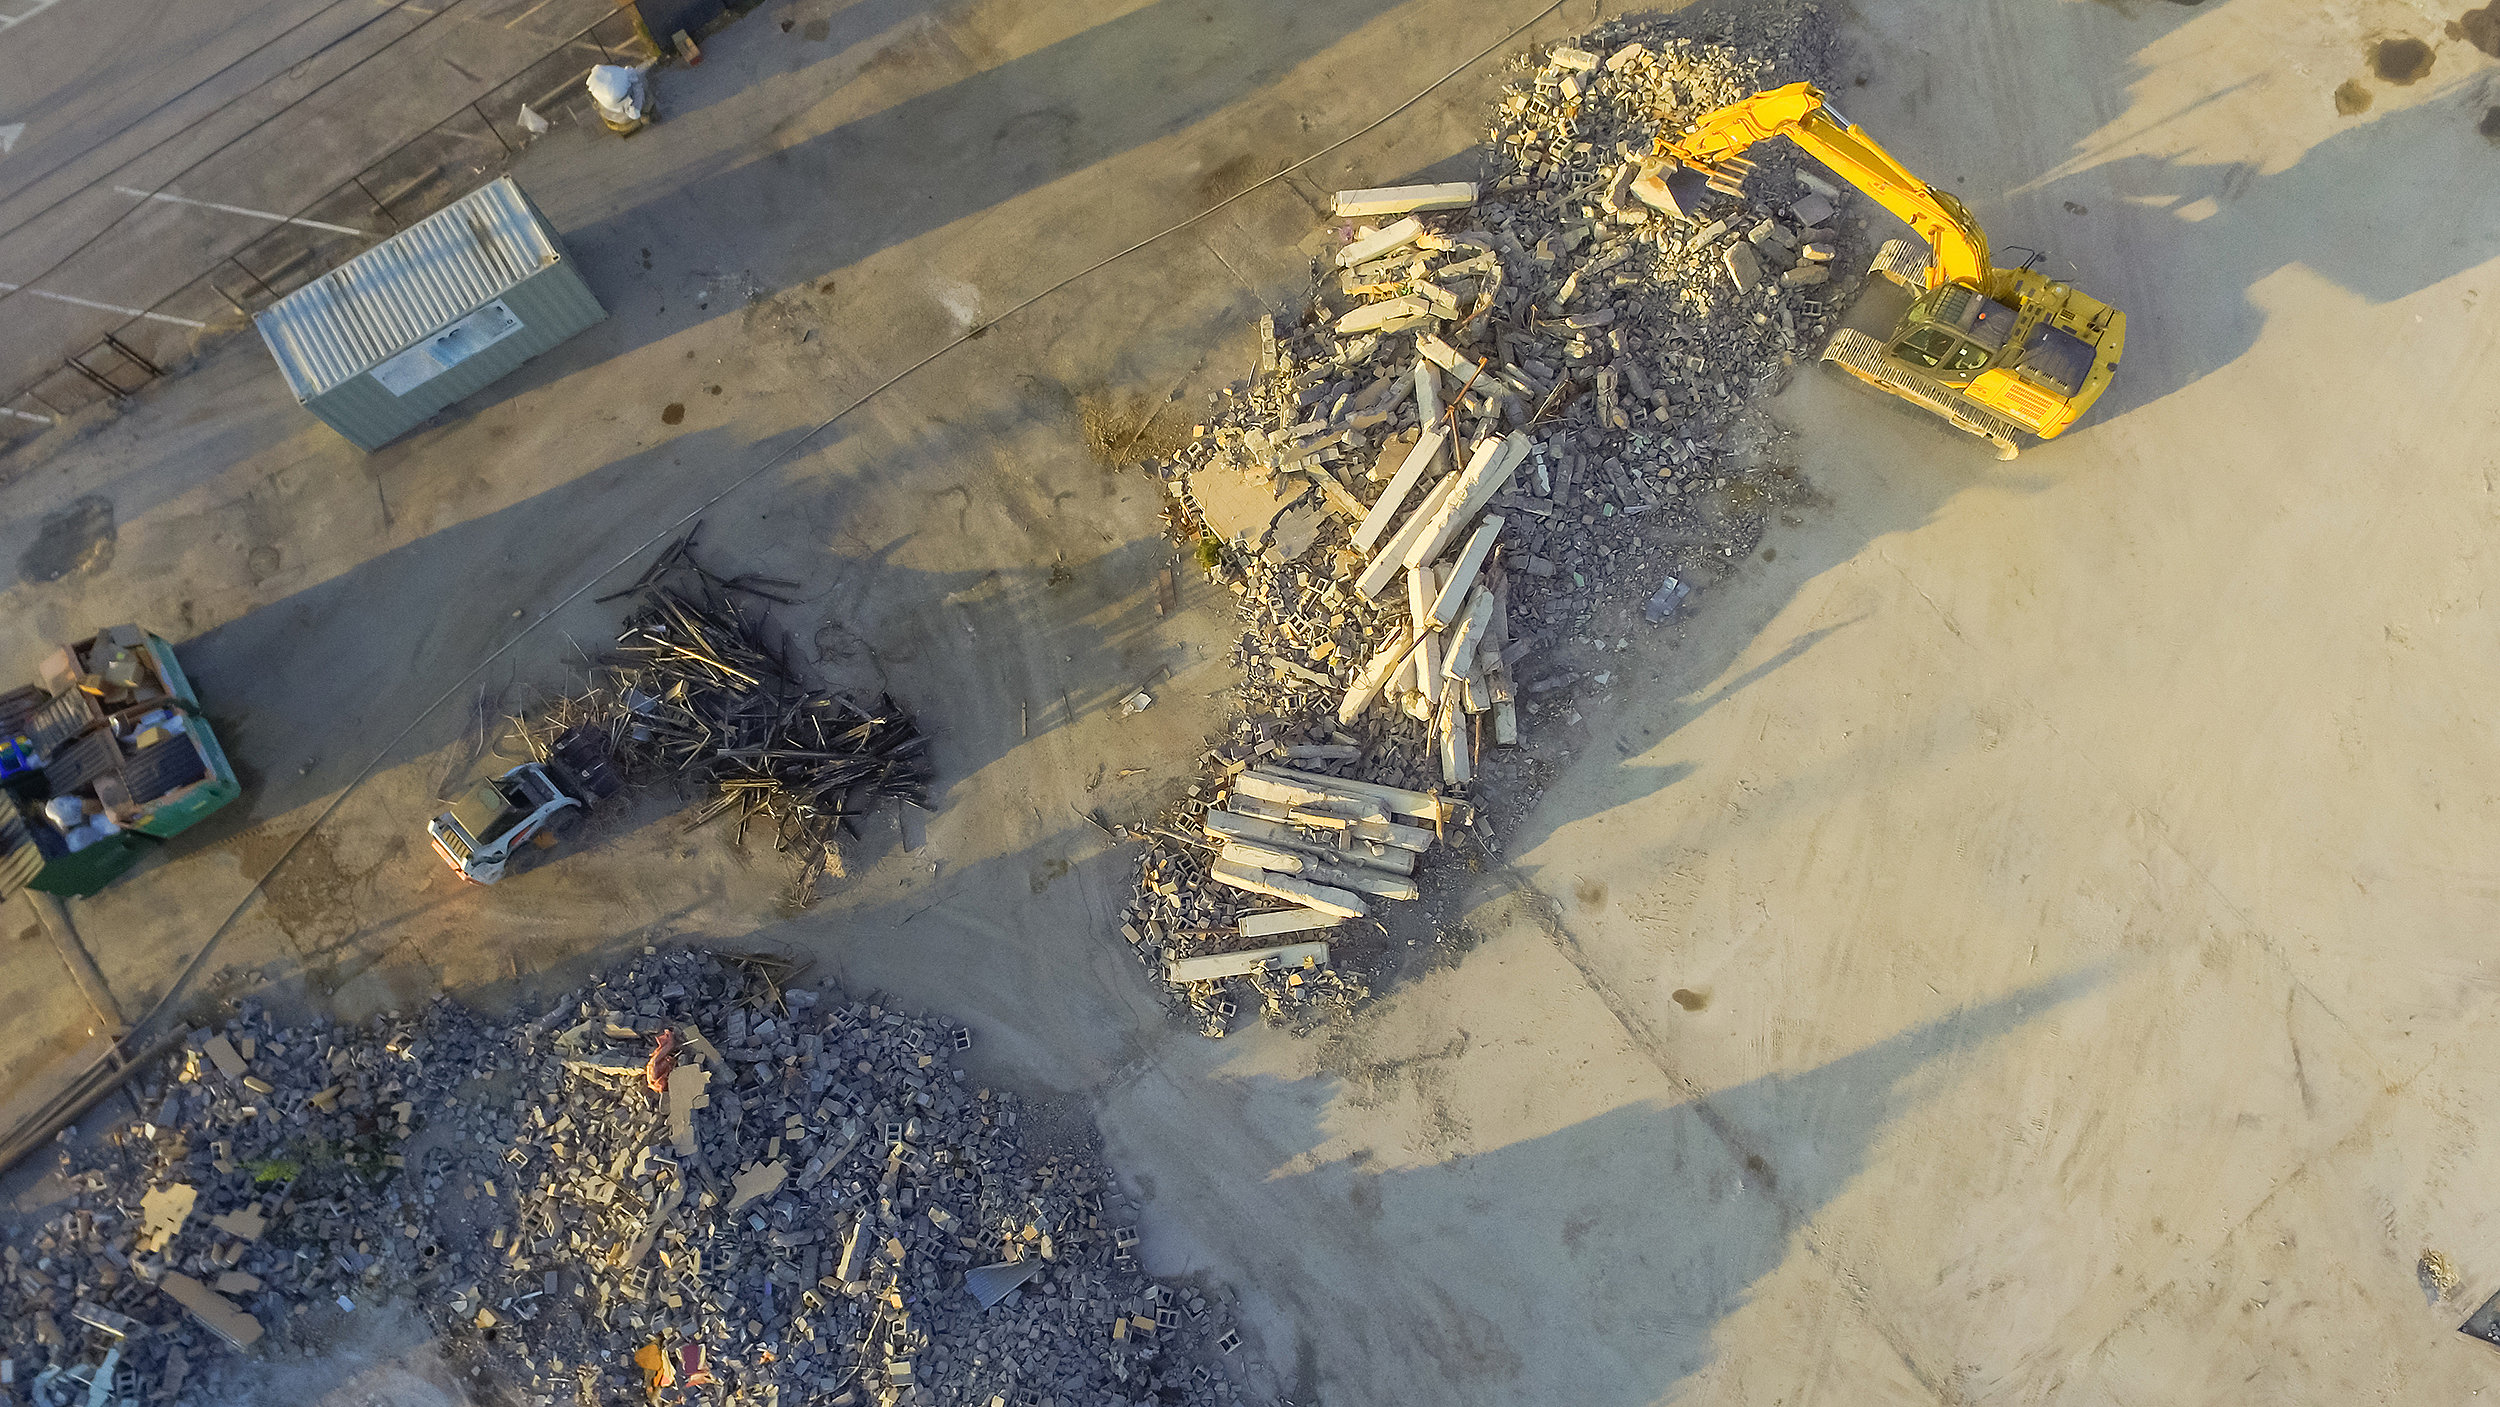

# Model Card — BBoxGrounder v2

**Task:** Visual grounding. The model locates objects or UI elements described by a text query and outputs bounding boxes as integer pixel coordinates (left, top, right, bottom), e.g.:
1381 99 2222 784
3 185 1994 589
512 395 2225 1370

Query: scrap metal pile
0 953 1254 1407
1126 13 1837 1030
536 534 932 875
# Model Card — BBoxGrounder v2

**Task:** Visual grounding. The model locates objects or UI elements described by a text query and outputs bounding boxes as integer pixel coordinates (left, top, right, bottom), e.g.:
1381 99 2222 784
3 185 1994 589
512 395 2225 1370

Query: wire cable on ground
0 0 1579 1171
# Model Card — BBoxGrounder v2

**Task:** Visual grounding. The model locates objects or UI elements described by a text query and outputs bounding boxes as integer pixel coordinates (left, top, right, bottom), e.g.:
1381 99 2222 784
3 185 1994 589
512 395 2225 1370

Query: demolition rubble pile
1118 762 1472 1038
1126 14 1839 1028
1 953 1251 1407
534 533 932 878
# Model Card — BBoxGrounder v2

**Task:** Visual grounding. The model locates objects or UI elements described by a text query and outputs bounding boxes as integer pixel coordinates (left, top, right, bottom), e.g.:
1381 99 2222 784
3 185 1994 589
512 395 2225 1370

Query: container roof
253 177 562 400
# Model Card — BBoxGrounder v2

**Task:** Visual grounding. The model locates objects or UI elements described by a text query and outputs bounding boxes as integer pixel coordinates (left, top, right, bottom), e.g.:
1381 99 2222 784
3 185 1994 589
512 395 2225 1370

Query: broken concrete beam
1334 216 1426 268
1426 515 1505 628
1797 167 1841 199
1442 587 1498 681
1724 241 1763 294
1356 472 1461 600
158 1274 262 1350
1284 743 1362 762
1333 183 1476 218
1289 860 1420 902
1789 191 1836 228
1253 765 1470 825
1236 908 1347 940
1462 665 1490 713
1224 792 1348 829
1202 811 1418 875
1546 45 1598 70
1403 433 1530 570
201 1036 247 1081
1168 940 1333 985
1780 264 1830 288
1335 294 1433 335
1232 773 1391 823
1414 357 1442 430
1342 814 1436 852
1438 701 1470 787
1407 565 1444 707
1352 428 1446 554
1336 626 1417 725
1207 860 1368 918
1218 841 1309 874
1210 809 1430 874
1493 698 1520 746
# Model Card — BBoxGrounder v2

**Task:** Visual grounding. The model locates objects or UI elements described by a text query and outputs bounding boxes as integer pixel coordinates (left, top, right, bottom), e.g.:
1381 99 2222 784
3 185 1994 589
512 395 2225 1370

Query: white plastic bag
585 64 652 125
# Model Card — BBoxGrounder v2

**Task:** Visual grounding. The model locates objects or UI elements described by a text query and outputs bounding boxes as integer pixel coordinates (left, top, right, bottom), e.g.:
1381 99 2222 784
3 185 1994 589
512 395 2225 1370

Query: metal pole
65 357 125 401
101 333 160 380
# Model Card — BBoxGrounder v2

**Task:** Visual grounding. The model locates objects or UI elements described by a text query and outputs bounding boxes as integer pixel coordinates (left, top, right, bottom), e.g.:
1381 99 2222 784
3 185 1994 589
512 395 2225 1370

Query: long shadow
2041 83 2500 421
1145 963 2107 1405
454 0 1404 398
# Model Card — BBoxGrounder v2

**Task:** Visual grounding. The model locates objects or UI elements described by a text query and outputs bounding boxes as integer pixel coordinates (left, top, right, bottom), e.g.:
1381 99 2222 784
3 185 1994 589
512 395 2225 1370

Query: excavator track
1820 327 2026 460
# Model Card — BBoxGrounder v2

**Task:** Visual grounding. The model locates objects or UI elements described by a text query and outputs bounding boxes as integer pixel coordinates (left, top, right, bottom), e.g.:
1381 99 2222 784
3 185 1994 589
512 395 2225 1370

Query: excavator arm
1652 82 1992 290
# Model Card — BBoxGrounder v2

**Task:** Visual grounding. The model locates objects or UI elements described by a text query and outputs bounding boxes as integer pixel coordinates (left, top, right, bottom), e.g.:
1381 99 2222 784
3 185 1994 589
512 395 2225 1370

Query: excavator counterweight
1639 82 2124 458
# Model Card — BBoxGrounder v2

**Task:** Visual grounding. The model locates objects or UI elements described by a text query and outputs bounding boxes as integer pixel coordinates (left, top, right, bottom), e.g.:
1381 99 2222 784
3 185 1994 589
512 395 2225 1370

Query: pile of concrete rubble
0 953 1252 1407
1125 13 1840 1029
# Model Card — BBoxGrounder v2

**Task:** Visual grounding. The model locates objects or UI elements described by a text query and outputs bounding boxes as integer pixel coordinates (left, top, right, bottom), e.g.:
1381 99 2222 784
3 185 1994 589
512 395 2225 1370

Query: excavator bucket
1628 158 1716 220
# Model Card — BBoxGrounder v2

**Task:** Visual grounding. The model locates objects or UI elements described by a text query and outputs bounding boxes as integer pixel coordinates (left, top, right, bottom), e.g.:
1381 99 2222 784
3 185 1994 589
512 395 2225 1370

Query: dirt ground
5 0 2500 1402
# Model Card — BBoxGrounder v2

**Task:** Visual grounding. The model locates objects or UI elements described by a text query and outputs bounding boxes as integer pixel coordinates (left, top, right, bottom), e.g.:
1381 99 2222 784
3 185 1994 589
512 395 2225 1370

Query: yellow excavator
1636 82 2125 459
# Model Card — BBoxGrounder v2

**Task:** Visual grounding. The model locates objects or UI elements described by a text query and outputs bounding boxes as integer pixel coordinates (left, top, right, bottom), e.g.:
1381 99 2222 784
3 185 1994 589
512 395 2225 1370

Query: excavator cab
1882 284 2016 388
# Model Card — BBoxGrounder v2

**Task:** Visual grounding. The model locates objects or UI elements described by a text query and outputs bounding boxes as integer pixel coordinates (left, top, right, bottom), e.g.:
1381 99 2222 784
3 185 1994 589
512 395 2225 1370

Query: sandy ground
6 0 2500 1402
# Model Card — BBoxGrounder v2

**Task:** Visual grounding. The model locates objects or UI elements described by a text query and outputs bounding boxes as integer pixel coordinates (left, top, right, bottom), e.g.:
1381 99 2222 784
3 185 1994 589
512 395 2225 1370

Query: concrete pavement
6 0 2500 1402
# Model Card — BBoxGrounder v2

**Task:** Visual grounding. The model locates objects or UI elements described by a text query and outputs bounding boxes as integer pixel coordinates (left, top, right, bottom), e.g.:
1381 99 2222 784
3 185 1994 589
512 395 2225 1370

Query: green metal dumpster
22 820 151 897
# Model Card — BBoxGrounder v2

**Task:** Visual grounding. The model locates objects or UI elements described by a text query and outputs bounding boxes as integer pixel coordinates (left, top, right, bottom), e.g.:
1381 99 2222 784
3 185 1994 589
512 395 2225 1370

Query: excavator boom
1642 81 2124 454
1655 82 1990 289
